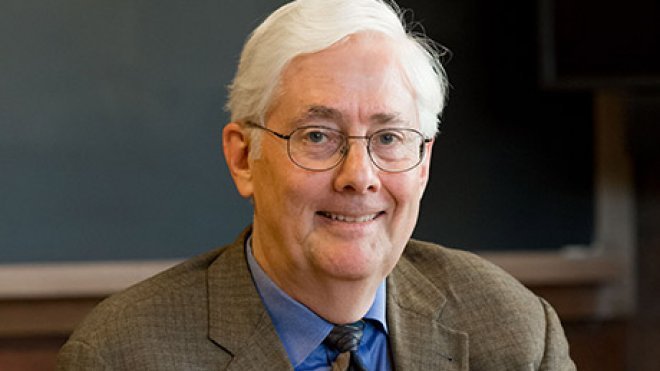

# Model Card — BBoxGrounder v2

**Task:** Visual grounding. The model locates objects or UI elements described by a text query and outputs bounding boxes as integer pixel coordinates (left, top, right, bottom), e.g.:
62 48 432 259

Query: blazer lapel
206 229 293 370
387 255 469 371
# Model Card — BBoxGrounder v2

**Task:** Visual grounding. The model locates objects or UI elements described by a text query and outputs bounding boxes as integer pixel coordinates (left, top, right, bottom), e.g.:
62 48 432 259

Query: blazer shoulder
89 244 229 320
401 239 574 369
403 238 540 315
403 239 529 293
59 244 235 369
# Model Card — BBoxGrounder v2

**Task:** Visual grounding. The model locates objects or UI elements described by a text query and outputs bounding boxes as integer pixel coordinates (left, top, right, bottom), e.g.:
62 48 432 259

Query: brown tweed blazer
57 227 575 370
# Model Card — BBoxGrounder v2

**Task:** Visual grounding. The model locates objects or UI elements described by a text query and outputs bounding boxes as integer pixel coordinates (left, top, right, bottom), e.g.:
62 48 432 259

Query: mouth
316 211 384 223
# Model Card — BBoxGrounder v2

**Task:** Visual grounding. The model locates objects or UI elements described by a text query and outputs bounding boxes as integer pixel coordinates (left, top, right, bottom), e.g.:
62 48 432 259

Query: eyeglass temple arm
243 121 291 140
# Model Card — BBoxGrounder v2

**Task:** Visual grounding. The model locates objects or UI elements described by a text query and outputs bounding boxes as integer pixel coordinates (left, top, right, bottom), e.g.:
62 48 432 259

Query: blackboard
1 0 593 263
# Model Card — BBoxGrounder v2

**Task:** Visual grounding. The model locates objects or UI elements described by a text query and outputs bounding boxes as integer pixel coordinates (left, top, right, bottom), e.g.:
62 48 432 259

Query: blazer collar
387 250 469 370
206 227 293 370
205 228 468 370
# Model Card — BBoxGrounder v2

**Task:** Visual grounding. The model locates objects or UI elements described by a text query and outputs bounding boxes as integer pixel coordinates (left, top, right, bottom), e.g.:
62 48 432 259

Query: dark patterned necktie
324 320 367 371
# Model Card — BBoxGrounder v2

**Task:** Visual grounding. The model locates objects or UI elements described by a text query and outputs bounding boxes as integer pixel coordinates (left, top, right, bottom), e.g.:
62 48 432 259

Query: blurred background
1 0 658 369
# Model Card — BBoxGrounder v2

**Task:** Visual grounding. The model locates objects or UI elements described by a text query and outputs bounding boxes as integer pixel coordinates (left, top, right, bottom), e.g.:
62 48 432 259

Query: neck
284 276 382 324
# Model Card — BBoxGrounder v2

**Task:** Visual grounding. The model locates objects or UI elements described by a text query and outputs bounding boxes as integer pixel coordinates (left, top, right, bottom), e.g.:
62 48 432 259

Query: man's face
245 33 432 291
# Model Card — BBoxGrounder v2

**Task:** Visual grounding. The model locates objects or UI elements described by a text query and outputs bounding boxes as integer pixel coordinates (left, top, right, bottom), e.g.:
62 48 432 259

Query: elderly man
58 0 575 370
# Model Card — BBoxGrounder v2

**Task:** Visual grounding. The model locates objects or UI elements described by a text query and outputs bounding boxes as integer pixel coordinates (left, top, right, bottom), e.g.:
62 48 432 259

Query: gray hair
226 0 448 138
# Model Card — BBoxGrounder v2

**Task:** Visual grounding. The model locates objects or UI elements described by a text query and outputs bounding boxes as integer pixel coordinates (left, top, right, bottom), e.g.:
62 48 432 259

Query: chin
324 266 377 282
314 249 387 282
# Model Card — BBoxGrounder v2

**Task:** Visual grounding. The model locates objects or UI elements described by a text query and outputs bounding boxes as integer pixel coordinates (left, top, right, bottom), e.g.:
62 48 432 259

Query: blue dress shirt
245 238 392 371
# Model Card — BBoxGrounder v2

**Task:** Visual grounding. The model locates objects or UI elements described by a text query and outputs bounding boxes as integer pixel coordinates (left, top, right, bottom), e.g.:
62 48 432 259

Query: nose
333 140 381 194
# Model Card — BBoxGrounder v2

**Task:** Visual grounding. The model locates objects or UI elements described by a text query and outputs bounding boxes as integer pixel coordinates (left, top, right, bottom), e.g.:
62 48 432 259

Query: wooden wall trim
0 260 180 298
0 298 102 337
0 252 621 298
482 252 621 286
0 252 625 337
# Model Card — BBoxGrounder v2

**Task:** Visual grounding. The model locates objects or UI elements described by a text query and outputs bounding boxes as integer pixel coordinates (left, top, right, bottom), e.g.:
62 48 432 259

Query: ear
418 139 434 197
222 122 254 199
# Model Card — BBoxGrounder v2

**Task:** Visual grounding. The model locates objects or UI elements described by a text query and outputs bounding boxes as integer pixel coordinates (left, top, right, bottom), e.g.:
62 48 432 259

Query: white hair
226 0 448 138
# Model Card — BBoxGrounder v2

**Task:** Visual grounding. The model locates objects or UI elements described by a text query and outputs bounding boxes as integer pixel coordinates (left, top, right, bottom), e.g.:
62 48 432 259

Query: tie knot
324 320 365 353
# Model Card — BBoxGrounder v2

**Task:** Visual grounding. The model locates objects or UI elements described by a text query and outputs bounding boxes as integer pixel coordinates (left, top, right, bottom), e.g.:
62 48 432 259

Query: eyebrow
370 112 406 125
291 105 344 127
291 105 406 127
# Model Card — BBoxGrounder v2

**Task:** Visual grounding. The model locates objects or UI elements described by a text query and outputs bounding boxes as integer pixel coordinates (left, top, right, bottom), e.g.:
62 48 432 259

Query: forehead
268 33 418 128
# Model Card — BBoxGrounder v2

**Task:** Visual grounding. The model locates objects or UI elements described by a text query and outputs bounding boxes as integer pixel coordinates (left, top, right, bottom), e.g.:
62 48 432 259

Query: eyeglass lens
288 127 425 172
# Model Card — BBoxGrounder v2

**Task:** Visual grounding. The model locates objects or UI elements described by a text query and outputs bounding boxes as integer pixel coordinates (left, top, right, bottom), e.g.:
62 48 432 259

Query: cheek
384 174 425 234
255 162 328 219
252 158 290 217
388 173 425 206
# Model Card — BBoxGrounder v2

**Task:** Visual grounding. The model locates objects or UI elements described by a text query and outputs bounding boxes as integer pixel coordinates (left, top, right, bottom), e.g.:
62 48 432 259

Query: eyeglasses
244 122 432 172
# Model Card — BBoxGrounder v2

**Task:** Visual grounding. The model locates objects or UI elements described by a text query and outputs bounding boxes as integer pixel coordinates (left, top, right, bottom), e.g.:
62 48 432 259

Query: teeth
320 212 379 223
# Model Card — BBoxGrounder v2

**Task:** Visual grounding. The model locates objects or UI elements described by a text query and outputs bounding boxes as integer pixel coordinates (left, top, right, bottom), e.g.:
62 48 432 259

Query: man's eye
376 131 403 145
306 131 327 143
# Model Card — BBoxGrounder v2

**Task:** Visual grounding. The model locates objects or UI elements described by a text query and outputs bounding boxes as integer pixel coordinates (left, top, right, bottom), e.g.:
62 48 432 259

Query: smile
317 211 383 223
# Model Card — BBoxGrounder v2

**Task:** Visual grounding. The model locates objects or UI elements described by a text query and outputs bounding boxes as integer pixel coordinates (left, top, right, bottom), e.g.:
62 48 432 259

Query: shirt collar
245 236 387 367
